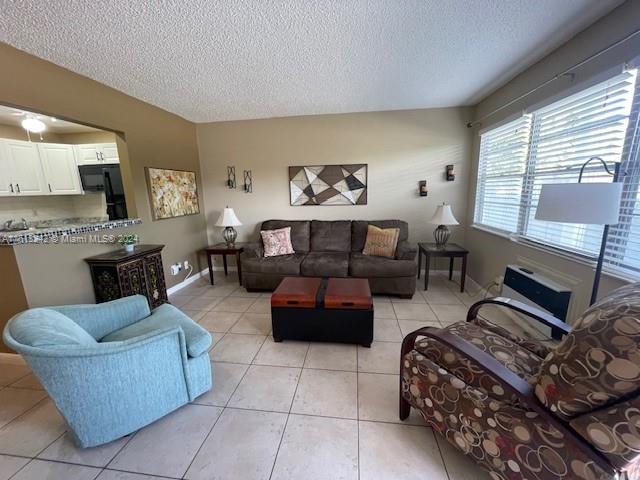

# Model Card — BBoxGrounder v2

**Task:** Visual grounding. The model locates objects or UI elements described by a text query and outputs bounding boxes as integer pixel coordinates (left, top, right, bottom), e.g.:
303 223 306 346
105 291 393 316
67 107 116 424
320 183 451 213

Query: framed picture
145 167 200 220
289 164 368 205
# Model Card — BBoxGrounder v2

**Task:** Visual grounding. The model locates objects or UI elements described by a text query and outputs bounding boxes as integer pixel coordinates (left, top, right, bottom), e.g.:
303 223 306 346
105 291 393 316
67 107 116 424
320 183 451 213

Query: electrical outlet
183 260 190 270
170 263 182 275
494 275 504 289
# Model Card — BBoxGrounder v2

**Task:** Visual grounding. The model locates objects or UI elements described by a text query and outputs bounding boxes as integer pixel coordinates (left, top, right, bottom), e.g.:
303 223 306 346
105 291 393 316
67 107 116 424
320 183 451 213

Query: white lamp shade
429 204 459 225
215 207 242 227
535 183 622 225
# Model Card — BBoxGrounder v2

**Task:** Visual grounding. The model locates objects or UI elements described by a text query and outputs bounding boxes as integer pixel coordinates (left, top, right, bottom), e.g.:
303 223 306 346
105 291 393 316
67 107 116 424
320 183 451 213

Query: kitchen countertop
0 217 142 245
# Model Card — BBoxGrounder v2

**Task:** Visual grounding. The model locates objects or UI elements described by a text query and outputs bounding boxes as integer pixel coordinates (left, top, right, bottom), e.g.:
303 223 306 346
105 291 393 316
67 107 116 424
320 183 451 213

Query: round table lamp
429 203 459 247
215 207 242 247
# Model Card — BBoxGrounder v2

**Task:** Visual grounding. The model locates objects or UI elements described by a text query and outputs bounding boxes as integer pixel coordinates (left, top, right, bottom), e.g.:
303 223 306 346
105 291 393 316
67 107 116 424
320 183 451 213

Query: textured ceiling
0 0 622 123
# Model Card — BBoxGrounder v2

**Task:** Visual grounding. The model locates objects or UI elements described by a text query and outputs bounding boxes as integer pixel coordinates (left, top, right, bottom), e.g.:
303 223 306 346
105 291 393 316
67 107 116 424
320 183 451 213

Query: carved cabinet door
117 259 147 298
143 253 168 309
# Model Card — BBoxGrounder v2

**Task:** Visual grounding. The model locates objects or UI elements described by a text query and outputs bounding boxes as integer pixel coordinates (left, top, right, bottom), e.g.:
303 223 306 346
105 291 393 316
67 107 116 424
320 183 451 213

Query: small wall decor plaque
226 166 236 189
289 164 367 205
243 170 253 193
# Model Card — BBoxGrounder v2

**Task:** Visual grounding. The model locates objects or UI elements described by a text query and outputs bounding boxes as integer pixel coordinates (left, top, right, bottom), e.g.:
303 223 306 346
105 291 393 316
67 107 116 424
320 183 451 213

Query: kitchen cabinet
84 245 168 309
0 142 13 196
37 143 82 194
74 143 119 165
1 139 47 196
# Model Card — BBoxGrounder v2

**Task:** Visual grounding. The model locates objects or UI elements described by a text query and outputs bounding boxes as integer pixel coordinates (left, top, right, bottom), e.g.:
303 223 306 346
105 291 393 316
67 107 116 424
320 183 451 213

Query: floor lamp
535 157 623 305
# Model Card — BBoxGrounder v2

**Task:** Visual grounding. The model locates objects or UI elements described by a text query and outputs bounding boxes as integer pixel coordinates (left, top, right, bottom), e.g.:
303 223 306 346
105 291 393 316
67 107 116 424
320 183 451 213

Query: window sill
469 224 636 284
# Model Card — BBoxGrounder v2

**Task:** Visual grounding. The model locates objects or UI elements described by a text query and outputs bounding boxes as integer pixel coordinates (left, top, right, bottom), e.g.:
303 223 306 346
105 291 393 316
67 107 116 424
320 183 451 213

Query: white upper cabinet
99 143 119 163
3 140 47 195
0 138 120 197
37 143 82 195
74 144 102 165
74 143 119 165
0 142 14 196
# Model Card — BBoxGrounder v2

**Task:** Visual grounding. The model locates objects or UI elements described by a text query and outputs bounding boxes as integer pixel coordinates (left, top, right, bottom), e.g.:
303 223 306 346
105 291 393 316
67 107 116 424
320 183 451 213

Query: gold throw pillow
362 225 400 258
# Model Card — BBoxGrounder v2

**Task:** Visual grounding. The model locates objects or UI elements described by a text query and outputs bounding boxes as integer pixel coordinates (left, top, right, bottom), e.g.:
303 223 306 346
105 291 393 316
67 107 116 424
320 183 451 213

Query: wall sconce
243 170 252 193
418 180 428 197
226 166 236 189
446 164 455 181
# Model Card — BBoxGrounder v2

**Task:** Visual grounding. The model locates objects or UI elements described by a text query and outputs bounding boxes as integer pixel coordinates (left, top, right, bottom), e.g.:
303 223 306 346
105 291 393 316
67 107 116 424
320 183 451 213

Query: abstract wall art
145 167 200 220
289 164 367 206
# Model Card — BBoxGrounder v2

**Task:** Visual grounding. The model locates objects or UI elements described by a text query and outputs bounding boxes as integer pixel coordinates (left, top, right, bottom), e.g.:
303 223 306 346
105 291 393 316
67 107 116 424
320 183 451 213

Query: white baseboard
167 268 208 295
166 266 238 295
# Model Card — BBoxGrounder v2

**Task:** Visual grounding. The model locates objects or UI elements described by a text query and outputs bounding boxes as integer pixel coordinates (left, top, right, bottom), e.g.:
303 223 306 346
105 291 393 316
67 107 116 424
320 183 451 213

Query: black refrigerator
78 164 128 220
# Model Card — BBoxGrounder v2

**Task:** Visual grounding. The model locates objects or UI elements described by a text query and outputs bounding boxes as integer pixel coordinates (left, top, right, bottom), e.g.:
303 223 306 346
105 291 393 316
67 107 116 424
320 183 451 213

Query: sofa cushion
301 252 349 277
261 227 295 257
362 225 400 258
352 220 408 252
261 220 310 252
102 304 211 357
349 253 417 278
8 308 98 348
310 220 351 252
242 253 306 275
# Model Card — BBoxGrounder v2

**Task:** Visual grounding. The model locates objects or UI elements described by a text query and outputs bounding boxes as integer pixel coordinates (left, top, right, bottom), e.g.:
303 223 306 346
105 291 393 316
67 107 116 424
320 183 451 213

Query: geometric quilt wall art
289 164 368 206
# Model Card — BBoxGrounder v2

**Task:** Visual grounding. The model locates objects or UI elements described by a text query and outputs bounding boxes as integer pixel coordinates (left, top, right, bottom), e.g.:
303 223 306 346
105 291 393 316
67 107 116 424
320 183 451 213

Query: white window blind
605 74 640 277
474 116 531 233
521 70 637 256
474 68 640 278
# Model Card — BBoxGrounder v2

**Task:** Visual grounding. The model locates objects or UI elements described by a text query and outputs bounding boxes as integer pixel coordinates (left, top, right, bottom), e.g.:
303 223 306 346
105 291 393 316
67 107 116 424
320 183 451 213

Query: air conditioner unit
501 264 571 340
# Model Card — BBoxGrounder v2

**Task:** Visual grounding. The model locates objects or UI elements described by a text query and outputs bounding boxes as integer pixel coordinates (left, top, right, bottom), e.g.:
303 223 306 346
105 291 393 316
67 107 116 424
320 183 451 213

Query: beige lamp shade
215 207 242 227
429 204 459 225
535 183 622 225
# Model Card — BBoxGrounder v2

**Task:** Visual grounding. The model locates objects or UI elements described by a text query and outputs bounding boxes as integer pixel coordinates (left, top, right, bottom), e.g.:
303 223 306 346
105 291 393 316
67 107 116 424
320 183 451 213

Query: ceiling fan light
21 118 46 133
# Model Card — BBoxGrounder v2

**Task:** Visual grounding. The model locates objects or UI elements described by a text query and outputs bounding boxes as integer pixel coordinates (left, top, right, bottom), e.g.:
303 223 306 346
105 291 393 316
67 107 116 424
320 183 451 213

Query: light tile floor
0 271 510 480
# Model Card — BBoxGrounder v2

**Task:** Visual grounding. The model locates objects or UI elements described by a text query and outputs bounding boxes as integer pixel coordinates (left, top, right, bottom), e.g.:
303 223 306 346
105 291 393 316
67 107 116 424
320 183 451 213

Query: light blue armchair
3 295 212 448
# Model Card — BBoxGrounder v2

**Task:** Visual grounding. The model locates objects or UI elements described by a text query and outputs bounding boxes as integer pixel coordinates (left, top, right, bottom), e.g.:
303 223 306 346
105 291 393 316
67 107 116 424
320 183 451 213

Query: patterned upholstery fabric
570 396 640 474
401 351 611 480
362 225 400 258
535 282 640 420
414 321 542 405
401 282 640 479
474 316 552 359
261 227 295 257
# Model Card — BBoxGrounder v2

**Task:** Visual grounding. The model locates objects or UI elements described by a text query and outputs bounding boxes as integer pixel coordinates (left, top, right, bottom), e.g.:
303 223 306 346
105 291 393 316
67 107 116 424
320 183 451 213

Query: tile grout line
102 465 182 479
0 395 50 436
356 340 361 480
267 341 310 480
179 405 225 479
181 289 261 479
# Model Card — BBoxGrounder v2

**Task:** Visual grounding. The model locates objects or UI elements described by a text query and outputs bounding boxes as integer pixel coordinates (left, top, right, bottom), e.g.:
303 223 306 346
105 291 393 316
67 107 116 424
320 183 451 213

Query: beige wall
0 123 63 143
0 42 208 308
465 0 640 319
0 247 27 353
57 130 117 144
197 108 473 268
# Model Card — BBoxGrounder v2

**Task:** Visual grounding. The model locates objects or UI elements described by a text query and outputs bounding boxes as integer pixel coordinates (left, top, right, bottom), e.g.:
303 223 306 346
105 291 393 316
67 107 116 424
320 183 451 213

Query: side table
417 243 469 292
204 243 245 286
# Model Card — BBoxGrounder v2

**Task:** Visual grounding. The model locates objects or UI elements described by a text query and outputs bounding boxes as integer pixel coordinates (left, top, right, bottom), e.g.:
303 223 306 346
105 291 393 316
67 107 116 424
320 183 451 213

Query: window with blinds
474 68 640 278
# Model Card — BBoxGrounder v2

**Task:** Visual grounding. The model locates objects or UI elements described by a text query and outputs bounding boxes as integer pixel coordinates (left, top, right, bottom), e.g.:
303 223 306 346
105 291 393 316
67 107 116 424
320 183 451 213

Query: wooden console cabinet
85 244 168 309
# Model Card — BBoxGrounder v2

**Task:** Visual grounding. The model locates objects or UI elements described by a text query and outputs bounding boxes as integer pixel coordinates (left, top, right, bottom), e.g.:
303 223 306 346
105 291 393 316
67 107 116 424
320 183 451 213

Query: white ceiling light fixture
21 117 46 133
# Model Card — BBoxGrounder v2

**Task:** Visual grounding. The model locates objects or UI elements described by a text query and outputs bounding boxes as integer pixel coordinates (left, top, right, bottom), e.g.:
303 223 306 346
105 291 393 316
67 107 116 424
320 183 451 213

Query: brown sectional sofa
241 220 417 297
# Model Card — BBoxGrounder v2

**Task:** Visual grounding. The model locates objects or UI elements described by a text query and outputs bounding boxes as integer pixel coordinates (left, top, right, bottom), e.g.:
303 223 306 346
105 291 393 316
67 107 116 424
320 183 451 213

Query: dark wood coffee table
271 277 374 347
